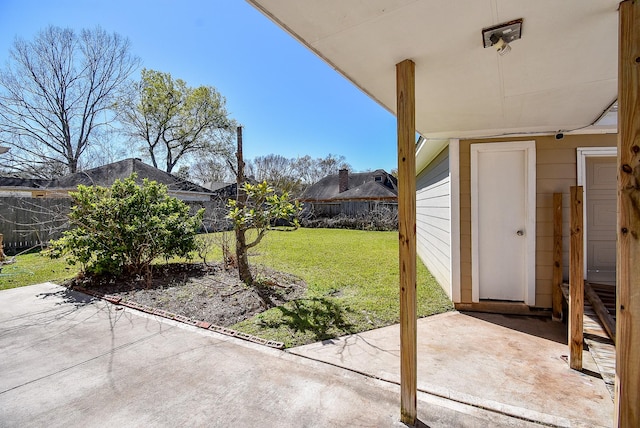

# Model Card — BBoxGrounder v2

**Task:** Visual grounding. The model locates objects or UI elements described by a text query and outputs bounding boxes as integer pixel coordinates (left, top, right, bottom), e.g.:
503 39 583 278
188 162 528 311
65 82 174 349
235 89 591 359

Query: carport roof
246 0 619 141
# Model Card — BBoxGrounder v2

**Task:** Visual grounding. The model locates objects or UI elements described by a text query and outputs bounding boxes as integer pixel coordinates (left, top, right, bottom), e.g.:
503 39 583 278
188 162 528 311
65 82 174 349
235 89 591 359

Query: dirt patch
66 263 307 327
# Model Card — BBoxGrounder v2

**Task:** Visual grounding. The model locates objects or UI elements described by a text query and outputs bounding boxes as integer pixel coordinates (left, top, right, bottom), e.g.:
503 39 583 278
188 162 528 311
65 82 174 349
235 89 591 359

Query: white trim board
449 139 461 303
471 141 537 305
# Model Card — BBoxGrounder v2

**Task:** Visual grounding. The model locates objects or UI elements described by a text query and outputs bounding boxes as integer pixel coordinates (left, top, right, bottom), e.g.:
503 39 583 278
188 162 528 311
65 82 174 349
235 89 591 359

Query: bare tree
190 149 354 194
191 155 236 185
294 154 351 188
188 123 239 187
243 153 353 197
246 154 302 196
0 26 140 178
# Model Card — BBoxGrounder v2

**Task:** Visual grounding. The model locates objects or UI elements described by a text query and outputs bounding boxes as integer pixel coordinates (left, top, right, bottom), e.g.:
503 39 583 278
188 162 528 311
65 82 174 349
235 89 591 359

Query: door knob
516 230 524 236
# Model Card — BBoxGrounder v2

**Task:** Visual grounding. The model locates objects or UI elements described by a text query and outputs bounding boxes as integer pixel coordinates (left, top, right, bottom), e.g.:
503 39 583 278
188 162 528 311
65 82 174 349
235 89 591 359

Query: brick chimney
338 169 349 193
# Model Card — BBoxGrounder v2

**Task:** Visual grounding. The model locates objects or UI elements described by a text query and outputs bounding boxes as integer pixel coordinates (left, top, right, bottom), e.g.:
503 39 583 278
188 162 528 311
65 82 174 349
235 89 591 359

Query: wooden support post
616 2 640 426
396 58 417 426
552 193 563 321
569 186 584 371
0 234 5 261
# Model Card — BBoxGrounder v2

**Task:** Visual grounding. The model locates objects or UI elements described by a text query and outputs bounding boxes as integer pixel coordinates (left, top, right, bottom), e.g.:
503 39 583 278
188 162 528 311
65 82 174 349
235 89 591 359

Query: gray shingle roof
53 158 212 193
332 180 397 200
301 169 397 201
0 177 52 189
0 159 212 194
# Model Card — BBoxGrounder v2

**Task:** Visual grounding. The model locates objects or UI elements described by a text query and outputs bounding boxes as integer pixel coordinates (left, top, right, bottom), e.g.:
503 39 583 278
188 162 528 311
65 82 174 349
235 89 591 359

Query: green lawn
1 228 454 347
0 252 76 290
232 228 454 347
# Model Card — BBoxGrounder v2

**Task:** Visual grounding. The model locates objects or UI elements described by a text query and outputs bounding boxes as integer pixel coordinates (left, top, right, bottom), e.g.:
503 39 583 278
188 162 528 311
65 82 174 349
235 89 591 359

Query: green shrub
48 174 203 280
301 209 398 231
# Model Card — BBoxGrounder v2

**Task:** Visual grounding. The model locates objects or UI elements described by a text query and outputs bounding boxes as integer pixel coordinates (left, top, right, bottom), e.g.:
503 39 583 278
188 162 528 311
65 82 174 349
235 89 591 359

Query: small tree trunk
68 157 78 174
0 234 6 261
236 227 252 284
234 126 253 284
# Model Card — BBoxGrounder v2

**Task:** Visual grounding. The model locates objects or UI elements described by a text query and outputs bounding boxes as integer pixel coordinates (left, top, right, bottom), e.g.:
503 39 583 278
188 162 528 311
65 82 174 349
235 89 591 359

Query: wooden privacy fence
0 197 72 254
0 196 230 254
304 200 398 218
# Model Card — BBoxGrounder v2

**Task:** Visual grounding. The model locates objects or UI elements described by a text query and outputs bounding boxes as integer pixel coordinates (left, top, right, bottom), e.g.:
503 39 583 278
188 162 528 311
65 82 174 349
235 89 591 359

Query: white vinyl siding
416 146 451 297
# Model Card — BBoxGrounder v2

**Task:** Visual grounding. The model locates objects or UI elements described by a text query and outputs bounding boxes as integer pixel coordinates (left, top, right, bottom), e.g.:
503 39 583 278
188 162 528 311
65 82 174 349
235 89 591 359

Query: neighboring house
301 169 397 202
0 158 214 202
203 180 263 201
0 158 225 252
0 177 62 198
204 181 237 200
300 169 397 218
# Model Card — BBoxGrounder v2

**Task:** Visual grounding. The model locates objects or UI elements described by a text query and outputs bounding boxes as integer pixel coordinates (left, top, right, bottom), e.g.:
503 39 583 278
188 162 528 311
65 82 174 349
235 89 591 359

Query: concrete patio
0 283 612 427
291 311 613 427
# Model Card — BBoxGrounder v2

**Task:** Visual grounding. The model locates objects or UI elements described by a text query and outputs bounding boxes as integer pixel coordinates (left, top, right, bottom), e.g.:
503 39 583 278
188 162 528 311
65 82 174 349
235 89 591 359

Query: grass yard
1 228 454 347
0 252 76 290
232 228 454 347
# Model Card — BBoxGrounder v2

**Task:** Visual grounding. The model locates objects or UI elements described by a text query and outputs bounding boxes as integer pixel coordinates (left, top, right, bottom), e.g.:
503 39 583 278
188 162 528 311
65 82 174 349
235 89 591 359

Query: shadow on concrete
461 311 567 344
581 367 604 379
36 288 97 307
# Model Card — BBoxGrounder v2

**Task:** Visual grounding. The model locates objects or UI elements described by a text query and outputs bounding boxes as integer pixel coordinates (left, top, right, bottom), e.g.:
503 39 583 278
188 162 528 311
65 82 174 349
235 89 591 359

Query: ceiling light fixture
489 34 511 56
482 18 523 56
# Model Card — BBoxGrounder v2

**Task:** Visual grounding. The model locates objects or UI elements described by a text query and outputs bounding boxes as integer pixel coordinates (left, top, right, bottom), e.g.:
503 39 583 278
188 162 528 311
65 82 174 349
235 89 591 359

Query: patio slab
291 311 614 427
1 282 552 428
0 283 613 427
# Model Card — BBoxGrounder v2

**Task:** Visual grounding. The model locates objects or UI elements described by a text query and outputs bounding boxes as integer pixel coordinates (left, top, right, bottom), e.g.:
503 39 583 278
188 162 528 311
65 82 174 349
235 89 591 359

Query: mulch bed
65 262 307 331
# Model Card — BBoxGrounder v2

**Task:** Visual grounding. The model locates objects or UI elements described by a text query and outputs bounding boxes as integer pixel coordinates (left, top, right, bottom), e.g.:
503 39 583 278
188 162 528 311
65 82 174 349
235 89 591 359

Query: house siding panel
416 146 451 297
459 134 617 307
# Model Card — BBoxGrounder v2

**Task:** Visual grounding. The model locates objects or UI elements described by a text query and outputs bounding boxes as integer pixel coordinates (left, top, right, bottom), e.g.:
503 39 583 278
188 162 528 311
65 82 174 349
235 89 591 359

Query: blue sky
0 0 398 173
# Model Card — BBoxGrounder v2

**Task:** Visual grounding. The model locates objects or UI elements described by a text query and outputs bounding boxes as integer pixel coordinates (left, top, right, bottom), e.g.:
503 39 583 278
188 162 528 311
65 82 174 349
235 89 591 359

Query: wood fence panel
0 197 230 254
0 197 71 252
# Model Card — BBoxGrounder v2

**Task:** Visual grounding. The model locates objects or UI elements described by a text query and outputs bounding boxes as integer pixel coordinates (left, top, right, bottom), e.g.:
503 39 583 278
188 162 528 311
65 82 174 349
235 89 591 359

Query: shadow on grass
259 297 356 343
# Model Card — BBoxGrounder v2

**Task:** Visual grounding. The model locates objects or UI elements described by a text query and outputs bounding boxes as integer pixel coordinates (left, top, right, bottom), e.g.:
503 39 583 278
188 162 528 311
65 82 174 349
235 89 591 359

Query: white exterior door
471 142 536 304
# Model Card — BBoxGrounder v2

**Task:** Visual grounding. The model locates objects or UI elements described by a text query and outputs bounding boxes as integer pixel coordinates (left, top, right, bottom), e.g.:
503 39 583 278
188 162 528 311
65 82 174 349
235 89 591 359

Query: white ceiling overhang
246 0 619 142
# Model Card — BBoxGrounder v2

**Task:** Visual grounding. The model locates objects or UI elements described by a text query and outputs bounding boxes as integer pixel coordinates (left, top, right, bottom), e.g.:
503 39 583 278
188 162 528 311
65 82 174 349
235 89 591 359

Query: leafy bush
301 208 398 231
48 174 203 280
